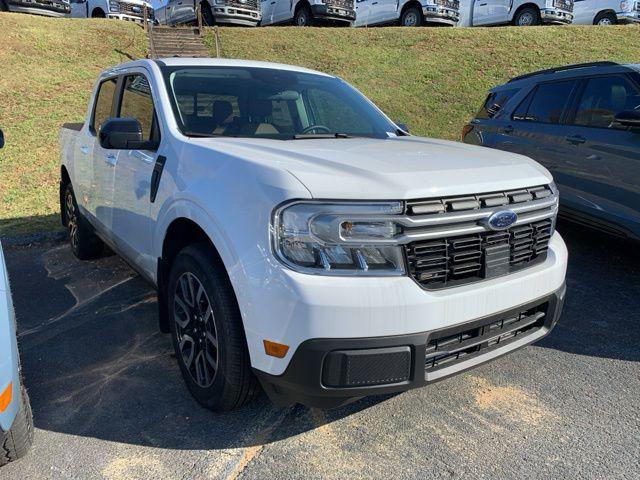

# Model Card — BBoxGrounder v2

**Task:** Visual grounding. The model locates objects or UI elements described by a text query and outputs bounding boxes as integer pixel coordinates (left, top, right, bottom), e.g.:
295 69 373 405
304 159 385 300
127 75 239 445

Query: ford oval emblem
485 210 518 231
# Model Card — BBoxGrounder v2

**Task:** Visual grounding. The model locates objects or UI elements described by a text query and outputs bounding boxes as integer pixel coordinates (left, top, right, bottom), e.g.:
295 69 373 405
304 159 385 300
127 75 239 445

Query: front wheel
167 243 260 411
200 2 215 26
294 5 313 26
513 7 540 26
0 387 34 467
594 12 617 25
400 6 423 27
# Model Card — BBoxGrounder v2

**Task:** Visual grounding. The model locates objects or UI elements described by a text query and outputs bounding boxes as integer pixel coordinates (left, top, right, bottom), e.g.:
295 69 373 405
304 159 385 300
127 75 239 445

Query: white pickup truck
69 0 154 22
59 58 567 410
354 0 459 27
459 0 574 26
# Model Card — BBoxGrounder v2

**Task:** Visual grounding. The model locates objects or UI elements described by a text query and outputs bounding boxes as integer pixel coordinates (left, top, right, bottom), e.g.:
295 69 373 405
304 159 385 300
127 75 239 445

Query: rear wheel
594 12 616 25
400 6 423 27
294 5 313 26
63 184 103 260
513 6 540 26
0 387 34 467
167 243 260 411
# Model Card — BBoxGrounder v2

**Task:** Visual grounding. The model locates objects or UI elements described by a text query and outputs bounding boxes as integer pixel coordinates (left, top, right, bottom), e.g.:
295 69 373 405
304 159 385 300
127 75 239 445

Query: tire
400 6 423 27
201 2 215 26
594 12 617 25
63 183 104 260
91 8 105 18
0 387 34 467
513 6 540 26
294 5 313 26
0 0 8 12
167 243 260 411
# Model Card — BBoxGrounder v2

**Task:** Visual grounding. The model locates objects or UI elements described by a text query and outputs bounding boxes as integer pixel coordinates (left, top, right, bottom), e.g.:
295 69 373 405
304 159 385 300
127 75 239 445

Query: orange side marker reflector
263 340 289 358
0 383 12 413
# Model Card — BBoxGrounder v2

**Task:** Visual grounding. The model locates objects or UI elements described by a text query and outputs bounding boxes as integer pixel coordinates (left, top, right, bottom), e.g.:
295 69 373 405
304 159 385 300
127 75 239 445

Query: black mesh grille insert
406 219 553 289
425 303 548 372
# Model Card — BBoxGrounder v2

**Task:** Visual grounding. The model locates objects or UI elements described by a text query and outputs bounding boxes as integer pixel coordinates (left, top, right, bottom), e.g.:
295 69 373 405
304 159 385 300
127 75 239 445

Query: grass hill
0 12 638 236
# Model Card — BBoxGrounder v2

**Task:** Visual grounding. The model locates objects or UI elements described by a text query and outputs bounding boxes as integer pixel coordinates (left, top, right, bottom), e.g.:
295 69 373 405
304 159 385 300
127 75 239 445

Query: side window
512 80 577 124
92 78 117 134
476 88 519 119
306 88 373 134
119 74 156 141
572 75 640 129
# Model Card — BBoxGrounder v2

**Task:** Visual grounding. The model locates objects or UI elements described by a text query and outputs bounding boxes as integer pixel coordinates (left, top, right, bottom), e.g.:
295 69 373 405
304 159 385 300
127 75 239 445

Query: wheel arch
593 9 616 23
400 0 423 17
91 7 105 17
511 2 540 20
294 0 311 15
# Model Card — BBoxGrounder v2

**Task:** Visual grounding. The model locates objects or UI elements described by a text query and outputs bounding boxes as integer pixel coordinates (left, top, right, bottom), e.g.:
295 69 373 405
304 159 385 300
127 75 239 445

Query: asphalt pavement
1 221 639 480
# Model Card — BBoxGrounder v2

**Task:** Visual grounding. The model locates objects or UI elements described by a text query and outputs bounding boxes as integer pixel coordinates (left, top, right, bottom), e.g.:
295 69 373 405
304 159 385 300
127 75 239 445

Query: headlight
272 201 406 276
109 0 119 12
620 0 630 10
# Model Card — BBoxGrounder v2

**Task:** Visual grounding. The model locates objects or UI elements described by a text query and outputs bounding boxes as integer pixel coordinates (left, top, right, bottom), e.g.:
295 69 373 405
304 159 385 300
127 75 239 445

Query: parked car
0 131 34 467
463 61 640 240
260 0 354 26
354 0 459 27
0 0 70 16
572 0 640 24
59 58 567 410
155 0 260 26
459 0 574 26
69 0 154 22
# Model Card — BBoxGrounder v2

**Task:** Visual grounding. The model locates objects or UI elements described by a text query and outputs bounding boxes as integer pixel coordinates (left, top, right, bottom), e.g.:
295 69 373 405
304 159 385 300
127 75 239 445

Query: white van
572 0 639 24
354 0 459 27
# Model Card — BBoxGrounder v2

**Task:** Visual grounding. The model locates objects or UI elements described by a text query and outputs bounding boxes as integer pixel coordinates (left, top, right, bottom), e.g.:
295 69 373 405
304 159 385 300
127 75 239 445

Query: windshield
160 66 400 140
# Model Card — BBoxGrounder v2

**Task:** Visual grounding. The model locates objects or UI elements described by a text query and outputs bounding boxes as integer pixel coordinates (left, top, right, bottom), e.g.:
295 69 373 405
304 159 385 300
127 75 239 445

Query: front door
89 77 119 234
110 72 160 278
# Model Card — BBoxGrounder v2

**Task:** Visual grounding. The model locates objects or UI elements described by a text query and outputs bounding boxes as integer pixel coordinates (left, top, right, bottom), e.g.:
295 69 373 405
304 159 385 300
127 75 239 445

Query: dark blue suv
463 62 640 240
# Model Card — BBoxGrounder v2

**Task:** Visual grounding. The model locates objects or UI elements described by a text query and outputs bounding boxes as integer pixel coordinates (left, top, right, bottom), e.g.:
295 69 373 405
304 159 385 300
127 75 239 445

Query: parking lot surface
1 222 639 480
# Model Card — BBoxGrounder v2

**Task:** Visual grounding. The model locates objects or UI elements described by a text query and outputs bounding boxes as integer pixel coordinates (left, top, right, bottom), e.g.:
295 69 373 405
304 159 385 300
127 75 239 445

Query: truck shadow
3 219 639 451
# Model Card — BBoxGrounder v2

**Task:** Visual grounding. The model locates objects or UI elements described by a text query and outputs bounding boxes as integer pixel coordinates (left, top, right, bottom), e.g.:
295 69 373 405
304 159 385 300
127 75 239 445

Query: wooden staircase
148 26 209 59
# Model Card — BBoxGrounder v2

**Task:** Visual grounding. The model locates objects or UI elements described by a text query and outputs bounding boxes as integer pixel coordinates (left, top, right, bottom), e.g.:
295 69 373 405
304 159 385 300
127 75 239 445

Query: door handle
79 145 89 154
479 3 487 5
565 134 586 145
503 125 514 134
105 154 117 166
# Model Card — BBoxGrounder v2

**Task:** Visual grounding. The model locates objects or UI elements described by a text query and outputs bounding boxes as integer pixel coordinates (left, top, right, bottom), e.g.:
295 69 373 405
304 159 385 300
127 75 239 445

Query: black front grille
553 0 573 11
327 0 354 9
435 0 459 9
228 0 259 9
118 1 153 17
406 219 552 289
425 303 548 372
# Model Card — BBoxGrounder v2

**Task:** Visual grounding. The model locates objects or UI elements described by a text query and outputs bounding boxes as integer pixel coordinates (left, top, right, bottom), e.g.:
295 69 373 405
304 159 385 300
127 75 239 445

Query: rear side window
92 78 117 134
512 80 577 124
476 89 519 119
119 74 156 141
572 75 640 129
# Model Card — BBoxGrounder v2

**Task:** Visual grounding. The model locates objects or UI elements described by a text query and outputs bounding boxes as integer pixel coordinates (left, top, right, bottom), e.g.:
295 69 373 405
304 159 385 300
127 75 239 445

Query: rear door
472 0 508 25
493 79 581 179
88 76 120 233
560 73 640 231
260 0 276 24
110 72 161 278
354 0 373 26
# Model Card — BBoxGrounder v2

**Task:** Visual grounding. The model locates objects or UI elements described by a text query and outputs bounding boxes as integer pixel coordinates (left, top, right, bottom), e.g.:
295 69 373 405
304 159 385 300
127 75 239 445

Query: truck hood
195 136 553 199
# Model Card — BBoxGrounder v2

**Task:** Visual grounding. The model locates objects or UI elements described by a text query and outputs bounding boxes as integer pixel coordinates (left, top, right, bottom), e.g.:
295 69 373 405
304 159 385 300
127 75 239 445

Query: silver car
0 130 34 467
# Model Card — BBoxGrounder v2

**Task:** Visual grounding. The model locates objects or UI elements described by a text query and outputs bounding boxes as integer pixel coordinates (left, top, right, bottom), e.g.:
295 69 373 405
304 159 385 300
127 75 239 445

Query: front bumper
256 282 566 408
540 8 573 23
212 6 260 25
422 5 459 25
107 13 155 23
7 0 70 16
617 10 640 22
311 5 356 22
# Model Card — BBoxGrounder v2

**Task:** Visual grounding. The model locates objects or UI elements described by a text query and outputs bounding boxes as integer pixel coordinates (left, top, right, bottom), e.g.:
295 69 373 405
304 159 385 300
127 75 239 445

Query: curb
0 230 66 247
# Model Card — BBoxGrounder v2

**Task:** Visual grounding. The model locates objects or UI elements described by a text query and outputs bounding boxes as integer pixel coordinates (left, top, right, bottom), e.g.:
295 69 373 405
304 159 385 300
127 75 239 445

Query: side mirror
0 128 4 149
396 122 409 134
614 110 640 128
99 118 155 150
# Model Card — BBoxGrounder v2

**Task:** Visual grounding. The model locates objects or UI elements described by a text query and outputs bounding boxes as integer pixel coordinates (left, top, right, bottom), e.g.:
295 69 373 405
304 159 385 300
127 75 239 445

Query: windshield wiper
292 133 352 140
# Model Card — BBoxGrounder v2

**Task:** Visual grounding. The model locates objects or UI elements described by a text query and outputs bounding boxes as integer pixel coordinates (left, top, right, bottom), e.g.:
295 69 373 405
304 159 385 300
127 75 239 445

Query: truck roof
105 57 334 78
